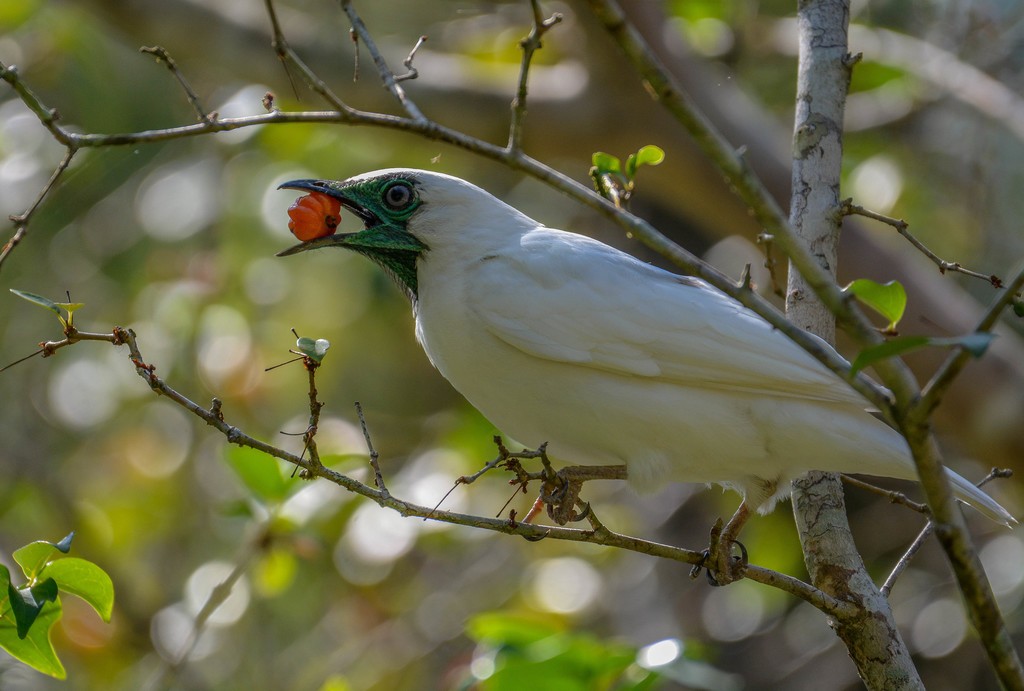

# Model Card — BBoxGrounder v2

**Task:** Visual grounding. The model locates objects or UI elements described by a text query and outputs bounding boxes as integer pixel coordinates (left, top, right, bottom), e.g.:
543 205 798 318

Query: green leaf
52 302 84 315
590 151 621 175
466 611 564 647
9 289 61 316
224 445 293 502
296 337 330 363
1012 298 1024 318
625 144 666 179
9 578 58 638
933 332 996 358
850 332 996 376
843 279 907 332
0 599 65 678
850 336 929 376
13 532 74 580
39 558 114 622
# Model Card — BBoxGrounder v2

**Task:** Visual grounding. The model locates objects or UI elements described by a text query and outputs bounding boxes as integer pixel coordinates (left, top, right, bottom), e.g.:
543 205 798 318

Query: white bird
277 169 1013 575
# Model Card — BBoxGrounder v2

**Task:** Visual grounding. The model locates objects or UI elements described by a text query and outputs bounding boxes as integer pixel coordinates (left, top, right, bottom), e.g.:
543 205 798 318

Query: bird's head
277 169 536 299
276 170 429 297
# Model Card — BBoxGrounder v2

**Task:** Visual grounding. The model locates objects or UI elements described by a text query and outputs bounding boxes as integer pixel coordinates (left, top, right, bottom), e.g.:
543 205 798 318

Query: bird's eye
383 182 414 209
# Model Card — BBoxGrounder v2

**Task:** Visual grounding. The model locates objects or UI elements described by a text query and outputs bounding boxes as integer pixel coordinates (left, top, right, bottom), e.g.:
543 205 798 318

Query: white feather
377 170 1014 524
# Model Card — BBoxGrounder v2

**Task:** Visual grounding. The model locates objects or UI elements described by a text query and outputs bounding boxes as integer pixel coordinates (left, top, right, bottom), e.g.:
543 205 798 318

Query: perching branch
5 316 854 618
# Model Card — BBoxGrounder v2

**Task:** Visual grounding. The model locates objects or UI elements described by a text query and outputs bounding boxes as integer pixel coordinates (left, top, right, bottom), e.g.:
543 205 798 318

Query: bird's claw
522 529 551 542
690 529 748 586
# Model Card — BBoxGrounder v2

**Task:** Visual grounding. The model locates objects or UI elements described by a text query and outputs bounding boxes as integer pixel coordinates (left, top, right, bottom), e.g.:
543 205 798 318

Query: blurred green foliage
1 1 1023 690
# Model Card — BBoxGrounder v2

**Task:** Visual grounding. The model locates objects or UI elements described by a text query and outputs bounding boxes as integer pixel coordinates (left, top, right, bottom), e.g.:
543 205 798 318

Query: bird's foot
540 473 587 525
689 513 749 586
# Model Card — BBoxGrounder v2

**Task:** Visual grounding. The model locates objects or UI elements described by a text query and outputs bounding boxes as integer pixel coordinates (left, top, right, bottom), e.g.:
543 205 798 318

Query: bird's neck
357 247 421 300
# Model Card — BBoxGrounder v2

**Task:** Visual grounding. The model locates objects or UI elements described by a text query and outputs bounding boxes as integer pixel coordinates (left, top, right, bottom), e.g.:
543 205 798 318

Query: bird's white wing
469 229 866 405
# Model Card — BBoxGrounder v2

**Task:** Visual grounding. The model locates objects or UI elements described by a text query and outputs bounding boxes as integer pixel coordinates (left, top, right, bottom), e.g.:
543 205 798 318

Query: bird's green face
276 173 428 297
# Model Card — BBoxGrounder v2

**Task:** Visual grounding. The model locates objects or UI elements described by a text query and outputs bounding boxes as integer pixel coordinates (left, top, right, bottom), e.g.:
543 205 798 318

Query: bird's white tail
947 469 1017 527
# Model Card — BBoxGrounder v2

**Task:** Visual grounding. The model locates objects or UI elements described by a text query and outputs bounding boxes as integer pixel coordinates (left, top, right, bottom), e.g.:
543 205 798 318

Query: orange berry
287 192 342 241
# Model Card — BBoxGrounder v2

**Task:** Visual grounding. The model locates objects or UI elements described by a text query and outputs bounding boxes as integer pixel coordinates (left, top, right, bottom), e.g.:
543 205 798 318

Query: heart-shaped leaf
843 279 907 332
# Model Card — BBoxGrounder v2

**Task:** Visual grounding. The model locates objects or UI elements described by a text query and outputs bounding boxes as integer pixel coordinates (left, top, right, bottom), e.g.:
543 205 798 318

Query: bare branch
139 46 212 122
842 199 1003 288
920 262 1024 415
264 0 353 111
841 475 930 516
354 401 386 497
339 0 426 122
394 35 427 83
1 148 76 274
507 0 563 153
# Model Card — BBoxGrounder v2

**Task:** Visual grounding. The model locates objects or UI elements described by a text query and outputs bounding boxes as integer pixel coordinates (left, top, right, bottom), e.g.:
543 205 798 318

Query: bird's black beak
275 179 377 257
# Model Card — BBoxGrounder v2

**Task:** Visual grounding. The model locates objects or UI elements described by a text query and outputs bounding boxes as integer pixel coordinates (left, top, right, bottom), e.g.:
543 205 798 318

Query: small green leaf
934 332 996 358
38 558 114 622
13 534 73 581
296 337 330 363
224 445 293 502
9 289 61 316
0 599 65 678
52 302 84 315
843 279 907 332
9 578 58 638
850 332 996 376
590 151 621 175
625 144 666 179
1012 298 1024 318
850 336 929 376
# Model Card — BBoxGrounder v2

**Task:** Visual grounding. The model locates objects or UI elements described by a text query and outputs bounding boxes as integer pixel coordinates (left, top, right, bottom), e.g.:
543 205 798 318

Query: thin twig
139 46 212 122
355 401 386 496
841 475 930 516
264 0 301 100
881 468 1014 597
339 0 426 122
0 148 76 274
265 0 351 110
507 0 563 152
394 35 427 82
842 199 1003 288
755 232 785 297
920 262 1024 415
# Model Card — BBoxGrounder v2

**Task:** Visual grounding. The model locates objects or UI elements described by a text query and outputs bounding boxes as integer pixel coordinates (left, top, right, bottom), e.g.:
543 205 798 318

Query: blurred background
1 0 1023 689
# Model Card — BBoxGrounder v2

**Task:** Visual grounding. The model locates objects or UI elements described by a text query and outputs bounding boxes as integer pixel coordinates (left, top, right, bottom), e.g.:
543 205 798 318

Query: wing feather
468 229 866 405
